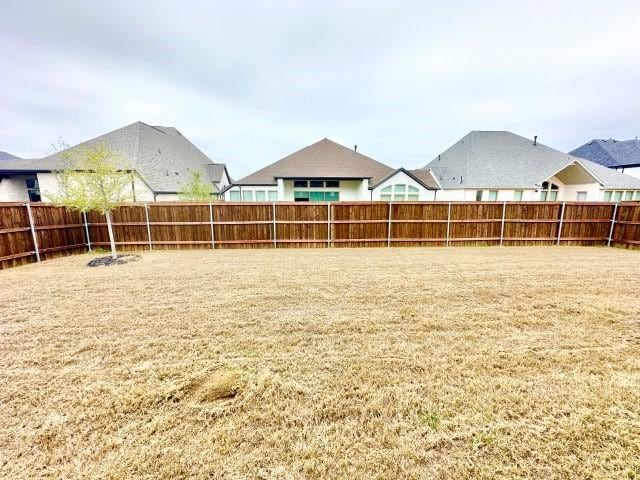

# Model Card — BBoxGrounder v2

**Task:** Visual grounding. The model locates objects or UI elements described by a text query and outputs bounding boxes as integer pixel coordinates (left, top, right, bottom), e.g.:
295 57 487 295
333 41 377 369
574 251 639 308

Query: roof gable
235 138 394 186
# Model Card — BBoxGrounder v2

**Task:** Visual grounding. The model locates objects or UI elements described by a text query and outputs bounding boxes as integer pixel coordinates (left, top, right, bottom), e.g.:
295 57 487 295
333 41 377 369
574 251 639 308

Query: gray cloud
1 0 639 177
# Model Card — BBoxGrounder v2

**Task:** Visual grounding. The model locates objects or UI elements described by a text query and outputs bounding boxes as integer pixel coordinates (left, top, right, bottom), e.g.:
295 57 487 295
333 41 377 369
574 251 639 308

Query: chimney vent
354 145 358 152
534 135 538 146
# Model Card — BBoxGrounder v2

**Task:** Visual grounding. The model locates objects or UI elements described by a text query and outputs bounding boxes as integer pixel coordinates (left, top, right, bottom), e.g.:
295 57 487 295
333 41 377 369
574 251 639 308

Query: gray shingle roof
570 138 640 168
0 151 21 160
0 122 225 193
235 138 395 186
425 131 640 190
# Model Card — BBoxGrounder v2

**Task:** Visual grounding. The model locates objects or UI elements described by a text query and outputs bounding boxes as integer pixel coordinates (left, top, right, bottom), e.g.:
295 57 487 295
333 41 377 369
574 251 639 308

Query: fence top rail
1 201 636 208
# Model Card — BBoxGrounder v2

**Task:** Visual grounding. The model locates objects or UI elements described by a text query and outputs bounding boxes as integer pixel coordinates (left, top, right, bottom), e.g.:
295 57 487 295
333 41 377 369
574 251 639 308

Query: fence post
556 202 566 246
446 202 451 246
272 202 277 248
209 202 215 250
144 204 153 250
82 211 92 251
387 202 392 247
607 203 619 247
25 202 40 262
499 201 506 246
327 202 331 248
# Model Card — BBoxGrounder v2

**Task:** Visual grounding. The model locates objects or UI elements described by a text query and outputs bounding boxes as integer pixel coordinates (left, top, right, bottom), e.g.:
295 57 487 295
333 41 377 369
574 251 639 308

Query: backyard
1 246 639 479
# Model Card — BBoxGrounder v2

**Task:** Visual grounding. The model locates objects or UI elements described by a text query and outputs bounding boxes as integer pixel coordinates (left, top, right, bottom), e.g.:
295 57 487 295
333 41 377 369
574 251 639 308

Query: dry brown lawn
1 247 640 479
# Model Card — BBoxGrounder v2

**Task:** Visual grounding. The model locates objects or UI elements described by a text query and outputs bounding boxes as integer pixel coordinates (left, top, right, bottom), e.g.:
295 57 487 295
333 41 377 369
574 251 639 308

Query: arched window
380 184 420 201
540 182 559 201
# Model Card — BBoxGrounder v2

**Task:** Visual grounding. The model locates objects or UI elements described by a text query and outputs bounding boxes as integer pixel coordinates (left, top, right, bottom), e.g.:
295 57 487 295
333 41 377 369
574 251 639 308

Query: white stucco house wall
0 122 231 202
222 138 439 202
416 131 640 202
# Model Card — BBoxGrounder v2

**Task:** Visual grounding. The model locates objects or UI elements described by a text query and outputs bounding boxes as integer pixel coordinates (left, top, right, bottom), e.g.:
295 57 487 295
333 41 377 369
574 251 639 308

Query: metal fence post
446 202 451 247
556 202 566 246
82 211 92 251
327 202 331 248
272 202 277 248
607 203 619 247
25 202 40 262
144 204 153 250
499 201 506 246
387 202 392 247
209 202 215 250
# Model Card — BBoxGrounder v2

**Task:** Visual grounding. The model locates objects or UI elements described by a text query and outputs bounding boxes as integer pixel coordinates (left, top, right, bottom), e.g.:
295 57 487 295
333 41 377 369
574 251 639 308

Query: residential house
570 138 640 183
0 122 231 202
223 138 439 202
416 131 640 202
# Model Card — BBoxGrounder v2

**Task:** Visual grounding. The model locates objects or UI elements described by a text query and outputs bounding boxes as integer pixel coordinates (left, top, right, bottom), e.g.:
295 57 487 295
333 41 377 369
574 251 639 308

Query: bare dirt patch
1 247 639 479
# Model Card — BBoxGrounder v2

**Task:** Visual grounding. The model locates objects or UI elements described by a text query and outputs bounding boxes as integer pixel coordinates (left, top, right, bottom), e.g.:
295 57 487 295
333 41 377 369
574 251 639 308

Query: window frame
242 190 254 202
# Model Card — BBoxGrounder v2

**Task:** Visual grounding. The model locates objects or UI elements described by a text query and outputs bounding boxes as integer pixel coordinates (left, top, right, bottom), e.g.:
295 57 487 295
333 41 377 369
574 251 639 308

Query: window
229 190 241 201
381 184 420 201
540 182 559 201
255 190 266 201
294 191 309 202
613 191 623 202
475 190 483 201
325 180 340 188
635 191 640 201
624 191 633 201
576 191 587 201
310 180 324 188
309 191 325 202
295 191 339 202
513 190 523 201
604 191 612 201
488 190 498 201
242 190 254 202
25 178 41 202
325 191 339 202
294 180 308 188
268 191 278 201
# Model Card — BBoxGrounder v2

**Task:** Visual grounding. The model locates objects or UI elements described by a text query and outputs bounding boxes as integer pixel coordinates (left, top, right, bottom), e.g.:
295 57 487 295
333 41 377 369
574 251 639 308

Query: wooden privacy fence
1 201 640 269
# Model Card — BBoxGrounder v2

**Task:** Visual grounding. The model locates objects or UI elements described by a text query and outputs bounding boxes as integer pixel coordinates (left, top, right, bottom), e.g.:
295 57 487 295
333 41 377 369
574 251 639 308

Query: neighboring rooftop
0 151 21 161
0 122 226 193
570 138 640 169
235 138 395 186
425 130 640 190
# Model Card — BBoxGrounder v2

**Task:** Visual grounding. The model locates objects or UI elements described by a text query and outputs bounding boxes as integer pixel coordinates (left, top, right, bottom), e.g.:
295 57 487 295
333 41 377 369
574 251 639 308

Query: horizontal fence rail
1 201 639 269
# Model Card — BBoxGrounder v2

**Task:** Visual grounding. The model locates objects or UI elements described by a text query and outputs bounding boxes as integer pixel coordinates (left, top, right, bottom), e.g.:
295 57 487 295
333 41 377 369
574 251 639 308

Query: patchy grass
1 247 639 479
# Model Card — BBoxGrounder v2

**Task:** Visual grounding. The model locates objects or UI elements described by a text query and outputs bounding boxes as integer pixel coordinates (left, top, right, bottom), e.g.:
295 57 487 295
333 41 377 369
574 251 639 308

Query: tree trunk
105 211 117 259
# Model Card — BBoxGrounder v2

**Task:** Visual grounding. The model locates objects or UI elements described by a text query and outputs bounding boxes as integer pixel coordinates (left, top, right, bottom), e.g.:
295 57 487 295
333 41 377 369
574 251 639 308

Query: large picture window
229 190 240 201
294 191 339 202
380 184 419 201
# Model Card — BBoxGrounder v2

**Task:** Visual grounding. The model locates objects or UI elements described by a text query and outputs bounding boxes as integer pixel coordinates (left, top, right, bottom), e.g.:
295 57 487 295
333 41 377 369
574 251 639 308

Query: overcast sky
1 0 640 178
